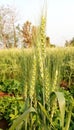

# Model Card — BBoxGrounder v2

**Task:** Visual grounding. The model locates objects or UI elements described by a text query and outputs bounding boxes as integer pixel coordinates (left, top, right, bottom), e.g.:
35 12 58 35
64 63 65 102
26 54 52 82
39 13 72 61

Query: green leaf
38 102 50 122
64 107 72 130
9 107 19 120
64 98 73 130
9 107 36 130
55 92 65 128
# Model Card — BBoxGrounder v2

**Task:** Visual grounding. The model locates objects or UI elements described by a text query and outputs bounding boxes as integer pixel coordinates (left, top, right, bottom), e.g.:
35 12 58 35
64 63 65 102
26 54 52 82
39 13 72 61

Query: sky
0 0 74 46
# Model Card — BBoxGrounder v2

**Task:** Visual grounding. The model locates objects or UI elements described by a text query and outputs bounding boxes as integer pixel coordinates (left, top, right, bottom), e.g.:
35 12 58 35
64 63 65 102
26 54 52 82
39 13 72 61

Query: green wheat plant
29 54 37 105
8 1 74 130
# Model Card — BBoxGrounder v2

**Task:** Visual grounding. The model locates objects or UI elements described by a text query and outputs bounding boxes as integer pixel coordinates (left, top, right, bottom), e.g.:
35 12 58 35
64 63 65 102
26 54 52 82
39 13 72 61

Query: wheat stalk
45 68 50 104
29 55 36 102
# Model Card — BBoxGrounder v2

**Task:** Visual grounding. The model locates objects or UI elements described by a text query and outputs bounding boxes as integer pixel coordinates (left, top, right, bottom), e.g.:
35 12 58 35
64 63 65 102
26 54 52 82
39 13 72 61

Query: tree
0 5 18 48
22 21 54 48
16 24 23 48
22 21 32 47
65 37 74 47
22 21 38 48
46 36 50 46
46 36 55 47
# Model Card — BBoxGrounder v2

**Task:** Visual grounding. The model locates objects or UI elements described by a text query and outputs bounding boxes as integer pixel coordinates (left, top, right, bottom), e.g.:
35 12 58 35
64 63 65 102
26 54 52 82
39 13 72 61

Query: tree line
0 5 74 49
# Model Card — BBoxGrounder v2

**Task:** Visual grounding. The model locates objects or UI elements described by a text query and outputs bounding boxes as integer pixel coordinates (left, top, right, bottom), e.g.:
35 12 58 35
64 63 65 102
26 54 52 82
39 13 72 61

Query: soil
0 91 14 130
0 118 9 130
0 91 14 97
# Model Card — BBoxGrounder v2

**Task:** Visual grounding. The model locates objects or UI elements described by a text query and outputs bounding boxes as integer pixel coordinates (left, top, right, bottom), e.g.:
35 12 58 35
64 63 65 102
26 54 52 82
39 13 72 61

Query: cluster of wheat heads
9 2 74 130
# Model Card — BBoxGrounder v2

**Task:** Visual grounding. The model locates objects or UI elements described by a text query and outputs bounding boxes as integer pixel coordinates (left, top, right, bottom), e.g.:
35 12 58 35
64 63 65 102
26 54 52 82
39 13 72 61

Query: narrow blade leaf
9 107 36 130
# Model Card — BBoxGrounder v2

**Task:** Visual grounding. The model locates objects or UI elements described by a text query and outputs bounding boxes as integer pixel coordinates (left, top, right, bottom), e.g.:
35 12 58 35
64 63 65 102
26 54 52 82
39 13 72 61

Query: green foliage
9 107 36 130
38 91 65 129
0 2 74 130
60 48 74 92
0 79 22 95
0 48 74 129
0 96 24 124
59 88 74 130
